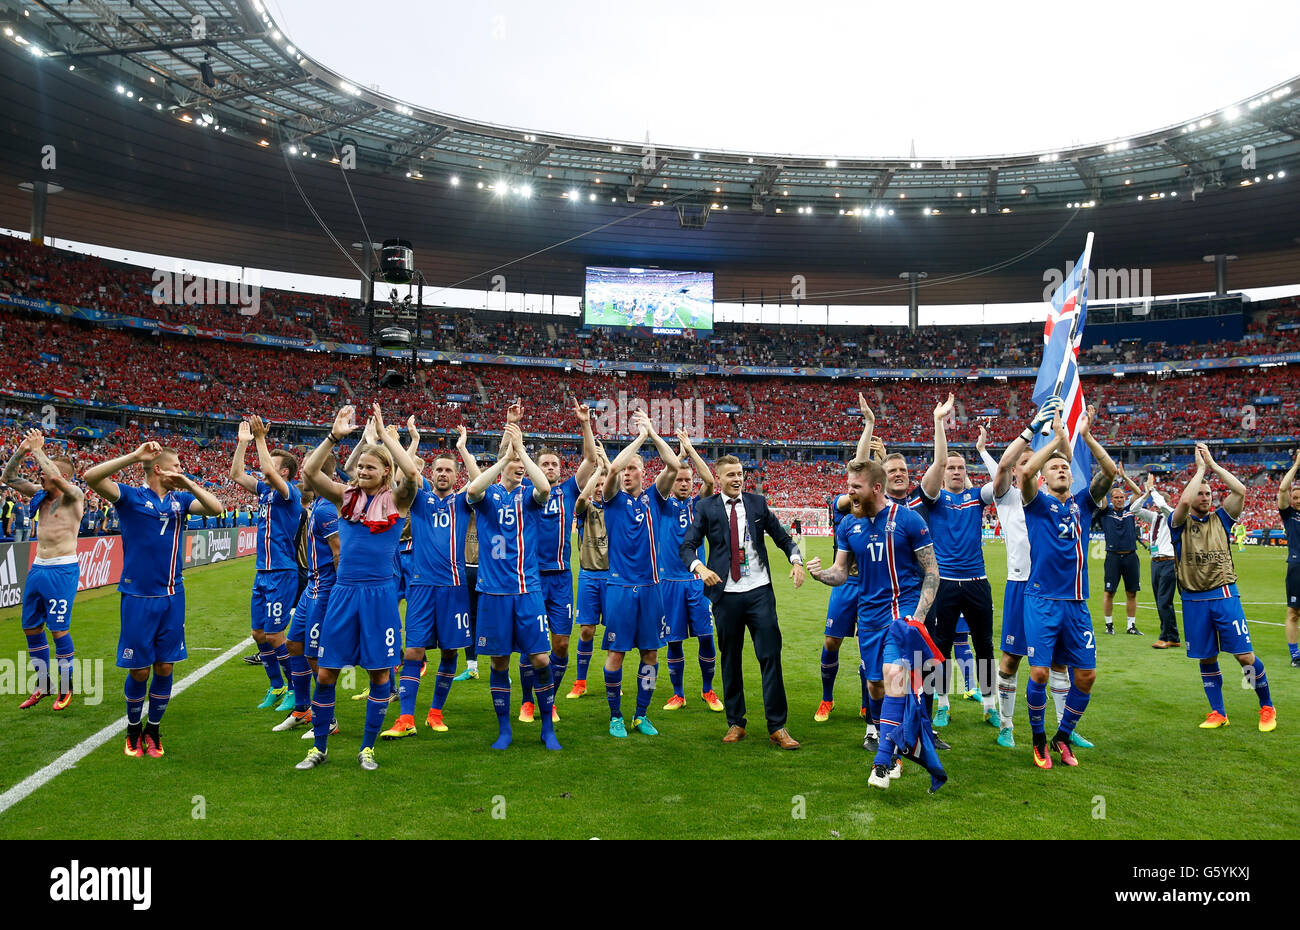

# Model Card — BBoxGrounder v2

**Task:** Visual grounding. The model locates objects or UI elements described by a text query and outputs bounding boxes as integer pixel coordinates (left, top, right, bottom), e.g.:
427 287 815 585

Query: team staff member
1127 472 1180 649
1278 451 1300 668
679 455 806 749
1096 466 1142 636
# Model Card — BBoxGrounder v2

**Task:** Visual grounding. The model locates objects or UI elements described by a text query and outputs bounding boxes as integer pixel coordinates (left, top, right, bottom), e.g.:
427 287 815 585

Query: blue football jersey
604 488 663 586
887 483 930 526
255 479 303 572
334 500 403 585
115 484 197 597
305 498 339 594
1280 506 1300 564
536 475 581 573
1097 500 1138 551
655 487 703 582
410 488 474 587
922 486 987 578
1024 488 1100 600
838 503 932 629
472 482 544 595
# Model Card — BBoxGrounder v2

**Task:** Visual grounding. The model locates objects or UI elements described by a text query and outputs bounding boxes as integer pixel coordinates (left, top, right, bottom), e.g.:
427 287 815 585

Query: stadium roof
4 0 1299 216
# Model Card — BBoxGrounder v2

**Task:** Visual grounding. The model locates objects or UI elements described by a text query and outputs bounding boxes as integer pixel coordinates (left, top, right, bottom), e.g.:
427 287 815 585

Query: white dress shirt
1130 490 1175 558
691 493 800 593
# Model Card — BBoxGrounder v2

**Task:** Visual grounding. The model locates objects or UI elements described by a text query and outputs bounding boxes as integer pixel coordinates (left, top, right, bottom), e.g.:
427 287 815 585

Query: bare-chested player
3 429 85 709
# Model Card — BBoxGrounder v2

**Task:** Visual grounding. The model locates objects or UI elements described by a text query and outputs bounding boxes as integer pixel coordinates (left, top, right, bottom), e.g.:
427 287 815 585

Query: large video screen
584 266 714 332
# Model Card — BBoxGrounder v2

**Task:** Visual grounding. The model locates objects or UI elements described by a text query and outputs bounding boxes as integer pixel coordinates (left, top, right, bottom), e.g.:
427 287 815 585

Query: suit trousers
712 584 787 733
1151 558 1179 643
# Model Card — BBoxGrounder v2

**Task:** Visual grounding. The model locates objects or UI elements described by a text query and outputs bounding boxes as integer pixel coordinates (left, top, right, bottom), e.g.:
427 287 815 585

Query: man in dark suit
679 455 806 748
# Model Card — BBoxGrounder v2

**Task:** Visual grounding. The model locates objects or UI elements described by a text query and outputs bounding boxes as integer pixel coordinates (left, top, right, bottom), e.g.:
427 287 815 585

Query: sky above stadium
269 0 1298 158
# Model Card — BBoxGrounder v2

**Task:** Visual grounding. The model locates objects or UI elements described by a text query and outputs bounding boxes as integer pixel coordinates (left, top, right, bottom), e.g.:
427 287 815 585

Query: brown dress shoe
1152 640 1172 649
768 728 800 750
722 725 746 743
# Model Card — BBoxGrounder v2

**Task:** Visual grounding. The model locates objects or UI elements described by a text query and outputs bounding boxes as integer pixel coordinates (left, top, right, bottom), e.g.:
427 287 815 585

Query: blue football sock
869 695 883 727
260 643 282 688
1201 661 1226 716
124 674 148 725
54 632 75 695
1249 658 1271 708
311 680 336 752
289 654 312 711
858 661 868 710
24 630 50 694
362 678 391 750
549 652 568 700
276 642 292 692
635 662 658 719
432 655 456 710
666 641 686 698
398 658 423 718
575 636 594 683
1054 685 1091 739
604 666 622 720
953 637 975 690
147 672 173 725
534 664 560 748
1290 642 1300 660
519 660 535 705
820 646 839 703
875 695 905 767
489 669 512 749
698 635 717 693
1026 677 1048 736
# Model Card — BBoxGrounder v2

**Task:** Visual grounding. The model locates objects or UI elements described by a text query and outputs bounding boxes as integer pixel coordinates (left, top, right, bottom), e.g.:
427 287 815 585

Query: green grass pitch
2 540 1298 839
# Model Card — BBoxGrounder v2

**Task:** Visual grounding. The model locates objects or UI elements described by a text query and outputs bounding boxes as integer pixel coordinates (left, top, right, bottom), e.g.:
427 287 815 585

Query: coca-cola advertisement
15 528 254 595
75 535 123 592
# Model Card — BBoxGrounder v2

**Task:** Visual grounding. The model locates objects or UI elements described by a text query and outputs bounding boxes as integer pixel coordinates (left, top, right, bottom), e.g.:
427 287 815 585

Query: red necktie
729 498 742 582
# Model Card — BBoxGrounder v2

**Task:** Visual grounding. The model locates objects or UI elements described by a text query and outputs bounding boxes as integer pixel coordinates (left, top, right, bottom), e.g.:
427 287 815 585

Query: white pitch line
0 636 254 818
1134 604 1284 626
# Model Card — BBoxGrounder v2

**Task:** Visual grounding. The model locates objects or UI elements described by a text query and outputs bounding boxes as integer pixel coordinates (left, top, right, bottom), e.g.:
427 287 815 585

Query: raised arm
84 441 164 504
374 406 419 483
646 417 681 497
22 430 82 504
851 392 875 464
1279 450 1300 511
1 433 41 497
1171 451 1207 529
604 420 650 501
406 416 422 459
158 467 223 516
868 436 886 465
454 425 482 483
497 399 523 460
1200 441 1246 520
1080 406 1117 503
372 404 418 510
921 393 954 499
249 415 290 499
575 456 609 515
1020 411 1068 506
678 429 714 497
511 427 552 504
573 396 596 488
466 440 515 503
303 407 358 508
229 420 260 494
